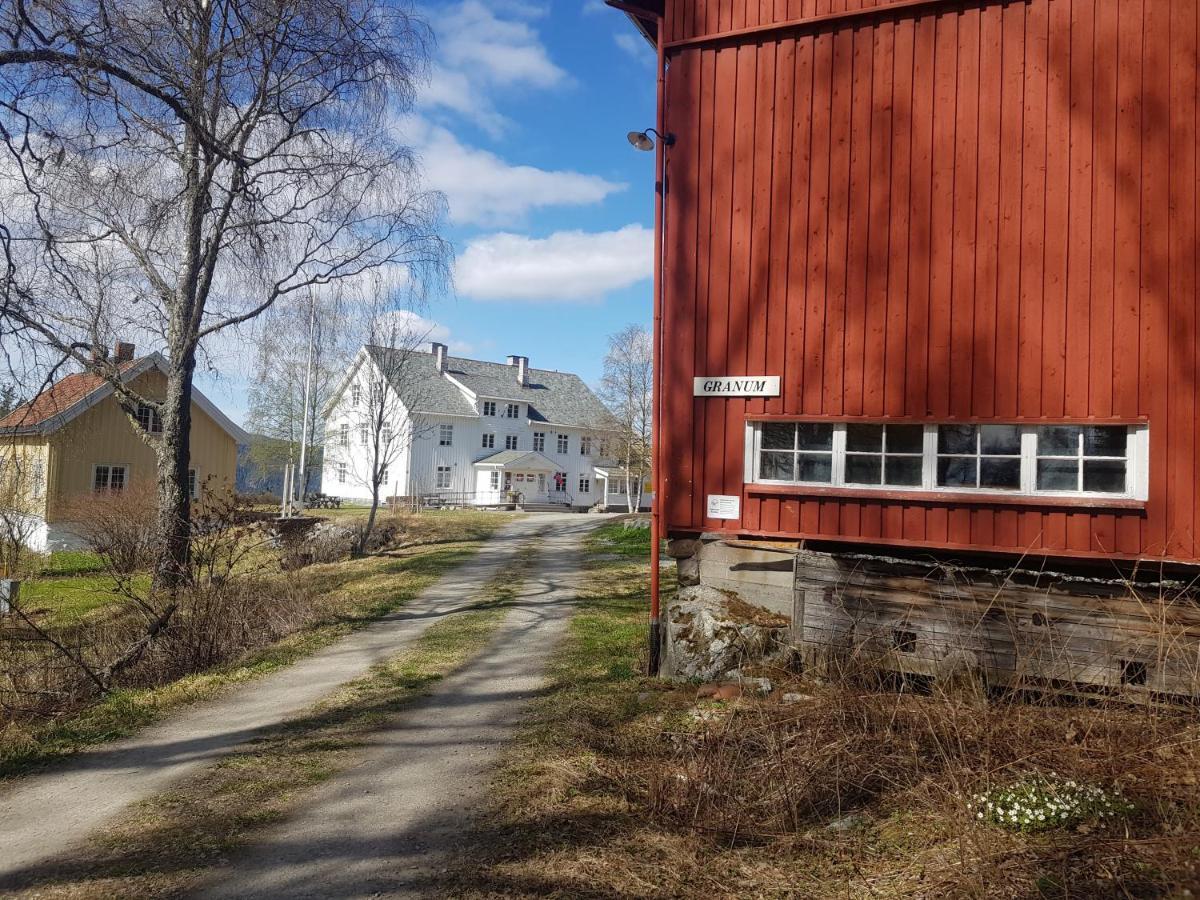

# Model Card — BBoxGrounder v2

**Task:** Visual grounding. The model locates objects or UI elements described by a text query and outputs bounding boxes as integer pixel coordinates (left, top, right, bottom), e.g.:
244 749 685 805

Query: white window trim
505 403 520 419
482 433 495 449
435 465 452 489
94 463 129 492
745 422 1150 501
439 424 454 446
505 435 519 450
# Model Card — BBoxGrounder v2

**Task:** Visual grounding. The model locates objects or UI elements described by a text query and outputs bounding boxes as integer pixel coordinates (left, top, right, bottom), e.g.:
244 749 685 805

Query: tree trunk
152 354 195 593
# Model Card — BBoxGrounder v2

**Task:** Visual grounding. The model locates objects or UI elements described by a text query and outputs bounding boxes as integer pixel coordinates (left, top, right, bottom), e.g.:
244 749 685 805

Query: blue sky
199 0 658 426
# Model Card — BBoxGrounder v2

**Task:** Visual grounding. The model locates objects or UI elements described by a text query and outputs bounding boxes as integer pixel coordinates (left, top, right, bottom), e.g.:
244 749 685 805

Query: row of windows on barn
93 464 200 499
749 422 1148 500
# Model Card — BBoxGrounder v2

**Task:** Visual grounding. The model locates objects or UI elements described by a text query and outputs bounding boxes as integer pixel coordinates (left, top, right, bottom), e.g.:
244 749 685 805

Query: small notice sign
694 376 781 397
706 494 741 520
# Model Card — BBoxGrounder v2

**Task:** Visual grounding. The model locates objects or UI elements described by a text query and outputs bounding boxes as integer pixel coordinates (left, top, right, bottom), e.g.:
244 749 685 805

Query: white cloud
456 225 652 302
412 122 625 226
379 309 473 354
418 1 567 134
615 32 654 65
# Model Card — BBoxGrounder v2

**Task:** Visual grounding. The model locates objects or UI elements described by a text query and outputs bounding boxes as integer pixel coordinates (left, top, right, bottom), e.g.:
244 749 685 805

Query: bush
59 481 159 575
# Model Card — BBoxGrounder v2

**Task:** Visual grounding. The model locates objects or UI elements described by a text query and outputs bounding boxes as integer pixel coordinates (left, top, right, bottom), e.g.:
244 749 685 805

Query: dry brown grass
449 524 1200 899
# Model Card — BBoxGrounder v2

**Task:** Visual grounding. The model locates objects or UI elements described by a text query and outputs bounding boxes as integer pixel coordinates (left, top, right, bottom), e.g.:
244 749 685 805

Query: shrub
969 774 1133 832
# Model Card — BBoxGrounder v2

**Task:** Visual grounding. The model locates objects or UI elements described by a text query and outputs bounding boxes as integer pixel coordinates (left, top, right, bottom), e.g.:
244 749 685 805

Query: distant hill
237 433 322 496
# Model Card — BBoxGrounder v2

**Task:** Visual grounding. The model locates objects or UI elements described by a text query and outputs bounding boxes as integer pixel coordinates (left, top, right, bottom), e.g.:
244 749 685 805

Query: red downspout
648 10 667 675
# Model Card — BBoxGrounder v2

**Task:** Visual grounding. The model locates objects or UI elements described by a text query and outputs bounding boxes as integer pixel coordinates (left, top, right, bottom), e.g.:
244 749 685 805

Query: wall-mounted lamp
627 128 675 151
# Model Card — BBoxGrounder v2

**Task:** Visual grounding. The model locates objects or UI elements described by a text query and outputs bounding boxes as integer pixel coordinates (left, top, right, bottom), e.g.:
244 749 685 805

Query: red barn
614 0 1200 693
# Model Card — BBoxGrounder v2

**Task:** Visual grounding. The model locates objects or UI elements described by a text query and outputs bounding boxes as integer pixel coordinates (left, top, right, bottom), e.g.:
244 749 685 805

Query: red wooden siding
659 0 1200 563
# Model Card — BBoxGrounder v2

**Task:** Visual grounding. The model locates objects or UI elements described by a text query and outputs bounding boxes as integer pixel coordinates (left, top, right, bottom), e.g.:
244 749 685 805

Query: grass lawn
18 574 151 628
0 509 513 780
445 522 1200 899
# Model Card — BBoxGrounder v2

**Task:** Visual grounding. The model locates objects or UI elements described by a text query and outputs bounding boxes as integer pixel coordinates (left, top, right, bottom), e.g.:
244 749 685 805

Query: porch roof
473 450 559 472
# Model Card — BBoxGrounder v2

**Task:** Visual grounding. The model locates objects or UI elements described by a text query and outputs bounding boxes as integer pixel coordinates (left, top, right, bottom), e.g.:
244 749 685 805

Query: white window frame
557 433 569 454
580 436 593 456
489 470 500 490
482 433 495 449
359 423 369 445
482 401 497 417
439 423 454 446
435 465 452 489
339 423 349 448
31 459 44 499
188 468 199 500
351 384 362 406
337 462 347 484
94 463 128 492
745 422 1149 501
505 434 519 451
533 432 545 452
136 403 163 434
505 403 520 419
579 476 591 494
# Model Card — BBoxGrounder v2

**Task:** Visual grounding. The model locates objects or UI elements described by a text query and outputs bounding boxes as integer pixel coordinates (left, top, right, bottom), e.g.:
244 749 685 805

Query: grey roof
363 346 476 417
473 450 559 470
364 346 618 429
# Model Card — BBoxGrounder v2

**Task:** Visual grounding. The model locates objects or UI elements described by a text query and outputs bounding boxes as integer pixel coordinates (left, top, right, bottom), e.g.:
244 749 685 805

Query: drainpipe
648 10 668 675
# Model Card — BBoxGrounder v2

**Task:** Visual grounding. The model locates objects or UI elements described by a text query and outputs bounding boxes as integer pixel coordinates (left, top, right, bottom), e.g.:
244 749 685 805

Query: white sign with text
706 494 741 520
693 376 781 397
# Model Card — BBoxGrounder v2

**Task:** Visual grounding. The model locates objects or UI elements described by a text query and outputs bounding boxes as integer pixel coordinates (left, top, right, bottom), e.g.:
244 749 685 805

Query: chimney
114 341 135 363
508 355 529 386
431 341 447 372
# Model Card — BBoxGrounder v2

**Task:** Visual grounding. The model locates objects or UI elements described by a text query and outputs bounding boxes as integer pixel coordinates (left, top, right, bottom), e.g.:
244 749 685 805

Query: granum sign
693 376 781 397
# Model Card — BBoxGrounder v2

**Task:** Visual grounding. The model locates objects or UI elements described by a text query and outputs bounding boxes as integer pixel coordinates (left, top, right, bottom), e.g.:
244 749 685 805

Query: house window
359 424 369 445
580 436 592 456
337 462 347 484
379 463 389 483
382 425 393 445
351 384 362 406
557 434 569 454
505 403 520 419
505 435 519 450
748 422 1147 500
436 465 452 489
533 432 545 452
439 424 454 446
579 476 591 494
554 471 568 492
135 403 163 434
482 401 497 416
94 464 127 492
339 423 349 448
489 471 500 490
188 468 198 500
482 433 495 449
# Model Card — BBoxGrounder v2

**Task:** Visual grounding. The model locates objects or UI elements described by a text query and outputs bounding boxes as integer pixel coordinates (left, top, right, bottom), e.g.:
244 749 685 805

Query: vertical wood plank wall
660 0 1199 563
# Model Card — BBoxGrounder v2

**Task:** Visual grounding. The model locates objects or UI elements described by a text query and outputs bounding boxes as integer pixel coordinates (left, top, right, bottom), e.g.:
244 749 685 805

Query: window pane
845 455 882 484
796 423 834 451
1038 426 1080 457
980 458 1021 489
937 457 977 487
761 423 795 450
1037 459 1079 491
798 454 833 483
1084 426 1127 457
884 456 923 486
759 451 795 481
846 424 883 452
887 425 924 454
1083 460 1127 493
938 425 977 455
981 425 1021 455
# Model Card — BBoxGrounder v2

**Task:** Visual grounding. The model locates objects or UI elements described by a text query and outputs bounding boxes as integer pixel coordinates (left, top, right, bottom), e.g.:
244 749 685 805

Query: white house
322 342 643 510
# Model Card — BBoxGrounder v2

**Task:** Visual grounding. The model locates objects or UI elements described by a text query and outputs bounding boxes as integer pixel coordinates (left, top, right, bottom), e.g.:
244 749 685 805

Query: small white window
339 423 349 447
135 403 163 434
359 424 369 445
489 470 500 490
557 433 569 454
439 424 453 446
436 465 452 489
505 403 520 419
482 433 495 449
94 464 127 492
505 435 519 450
31 459 44 499
379 463 389 483
382 425 393 445
351 384 362 406
482 401 497 417
533 432 545 452
188 468 198 500
1035 426 1130 494
579 476 591 494
580 436 593 456
337 462 347 484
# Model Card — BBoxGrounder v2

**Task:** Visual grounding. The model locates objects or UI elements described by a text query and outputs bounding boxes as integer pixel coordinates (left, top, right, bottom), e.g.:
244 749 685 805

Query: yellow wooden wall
45 370 238 522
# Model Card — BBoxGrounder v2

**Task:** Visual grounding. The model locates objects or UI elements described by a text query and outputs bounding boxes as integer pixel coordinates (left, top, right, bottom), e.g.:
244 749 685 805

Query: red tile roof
0 359 143 432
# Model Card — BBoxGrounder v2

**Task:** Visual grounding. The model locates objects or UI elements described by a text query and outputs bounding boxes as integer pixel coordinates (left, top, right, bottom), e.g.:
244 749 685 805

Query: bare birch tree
0 0 449 598
600 324 653 513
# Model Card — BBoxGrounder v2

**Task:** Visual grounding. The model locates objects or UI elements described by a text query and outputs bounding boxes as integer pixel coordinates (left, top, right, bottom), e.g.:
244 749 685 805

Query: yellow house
0 347 247 551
